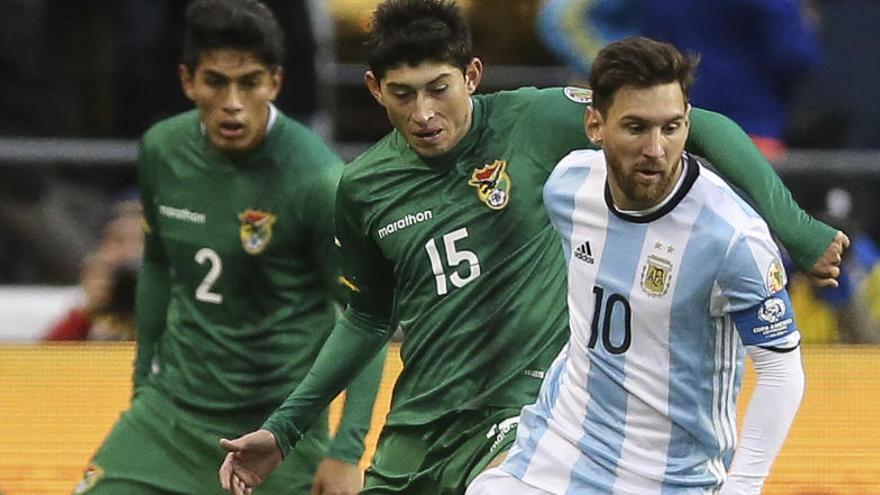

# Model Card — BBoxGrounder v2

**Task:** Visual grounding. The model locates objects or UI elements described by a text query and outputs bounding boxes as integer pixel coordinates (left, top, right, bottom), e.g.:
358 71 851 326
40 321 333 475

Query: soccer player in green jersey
74 1 385 494
219 1 848 494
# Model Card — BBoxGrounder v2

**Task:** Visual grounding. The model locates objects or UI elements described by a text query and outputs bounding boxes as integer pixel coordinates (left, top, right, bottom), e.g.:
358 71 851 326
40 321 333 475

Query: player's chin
211 135 256 155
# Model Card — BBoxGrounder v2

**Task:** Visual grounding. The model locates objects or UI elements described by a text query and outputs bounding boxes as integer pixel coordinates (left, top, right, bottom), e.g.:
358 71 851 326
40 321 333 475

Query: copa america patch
563 86 593 104
733 291 796 346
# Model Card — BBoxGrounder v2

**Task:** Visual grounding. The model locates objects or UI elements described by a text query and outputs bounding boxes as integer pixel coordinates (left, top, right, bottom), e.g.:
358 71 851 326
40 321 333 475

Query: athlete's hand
219 429 283 493
310 458 363 495
808 231 850 288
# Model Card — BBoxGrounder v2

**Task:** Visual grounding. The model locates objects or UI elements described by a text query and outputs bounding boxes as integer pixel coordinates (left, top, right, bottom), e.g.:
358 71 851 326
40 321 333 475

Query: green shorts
73 385 329 495
363 408 521 495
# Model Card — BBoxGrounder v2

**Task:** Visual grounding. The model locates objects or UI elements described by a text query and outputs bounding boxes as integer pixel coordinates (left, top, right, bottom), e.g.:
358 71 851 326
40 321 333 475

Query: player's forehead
380 60 462 89
193 48 273 78
606 83 686 123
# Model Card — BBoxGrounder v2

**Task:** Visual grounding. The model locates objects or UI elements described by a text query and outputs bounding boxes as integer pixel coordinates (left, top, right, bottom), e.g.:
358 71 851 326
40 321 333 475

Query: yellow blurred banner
0 344 878 494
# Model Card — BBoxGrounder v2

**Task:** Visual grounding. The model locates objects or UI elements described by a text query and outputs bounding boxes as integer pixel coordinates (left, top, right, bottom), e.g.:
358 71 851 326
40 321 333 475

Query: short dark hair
367 0 473 81
182 0 285 71
589 36 698 115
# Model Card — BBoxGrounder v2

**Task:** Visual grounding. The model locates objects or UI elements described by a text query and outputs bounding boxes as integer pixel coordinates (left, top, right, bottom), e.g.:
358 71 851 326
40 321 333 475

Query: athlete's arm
304 160 389 463
326 344 386 464
721 345 804 495
719 227 805 493
133 143 170 389
686 108 840 273
220 175 396 491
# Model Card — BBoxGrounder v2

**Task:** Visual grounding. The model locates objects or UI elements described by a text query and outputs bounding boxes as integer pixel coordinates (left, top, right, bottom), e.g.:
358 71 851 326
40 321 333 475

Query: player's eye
626 124 645 134
204 75 226 88
429 84 448 94
663 122 682 134
240 77 260 90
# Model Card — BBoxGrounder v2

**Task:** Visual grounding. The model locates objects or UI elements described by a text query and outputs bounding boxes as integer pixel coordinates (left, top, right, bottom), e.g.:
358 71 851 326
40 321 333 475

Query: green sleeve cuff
260 308 391 458
687 107 836 269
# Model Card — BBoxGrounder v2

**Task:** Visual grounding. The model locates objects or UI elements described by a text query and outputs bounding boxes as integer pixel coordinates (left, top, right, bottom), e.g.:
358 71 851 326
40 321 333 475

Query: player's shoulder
478 86 592 114
557 148 604 170
691 157 763 224
142 110 200 148
689 156 776 248
271 112 341 165
344 133 399 179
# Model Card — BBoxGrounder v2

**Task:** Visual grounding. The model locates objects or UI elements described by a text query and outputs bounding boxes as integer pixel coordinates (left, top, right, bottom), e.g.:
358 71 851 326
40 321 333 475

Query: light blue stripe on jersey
507 347 571 479
717 234 771 311
544 165 593 265
664 205 736 491
566 217 648 493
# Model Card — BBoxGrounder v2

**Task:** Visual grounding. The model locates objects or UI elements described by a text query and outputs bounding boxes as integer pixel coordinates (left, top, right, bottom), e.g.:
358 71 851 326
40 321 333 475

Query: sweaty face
588 83 690 211
180 49 281 155
366 59 481 158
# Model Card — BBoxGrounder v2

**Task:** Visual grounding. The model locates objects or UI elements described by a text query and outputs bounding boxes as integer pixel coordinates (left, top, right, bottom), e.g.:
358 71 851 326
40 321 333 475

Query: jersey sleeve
327 343 387 464
519 87 595 173
686 107 836 270
715 223 800 348
133 138 171 387
335 173 396 320
261 172 397 457
303 156 348 305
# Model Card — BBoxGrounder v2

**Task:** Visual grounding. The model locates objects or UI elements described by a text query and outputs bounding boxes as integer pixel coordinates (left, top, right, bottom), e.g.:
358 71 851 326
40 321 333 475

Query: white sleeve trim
720 346 805 495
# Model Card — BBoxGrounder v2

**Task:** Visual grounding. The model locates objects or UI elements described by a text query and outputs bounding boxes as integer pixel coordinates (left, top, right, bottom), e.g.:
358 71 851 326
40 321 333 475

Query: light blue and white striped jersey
500 150 799 494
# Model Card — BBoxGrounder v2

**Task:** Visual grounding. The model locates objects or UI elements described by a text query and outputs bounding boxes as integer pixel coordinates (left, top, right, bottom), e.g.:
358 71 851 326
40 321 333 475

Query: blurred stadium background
1 0 879 493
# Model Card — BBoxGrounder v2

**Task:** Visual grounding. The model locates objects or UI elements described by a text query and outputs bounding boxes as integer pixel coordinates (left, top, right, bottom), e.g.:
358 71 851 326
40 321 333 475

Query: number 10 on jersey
424 227 481 296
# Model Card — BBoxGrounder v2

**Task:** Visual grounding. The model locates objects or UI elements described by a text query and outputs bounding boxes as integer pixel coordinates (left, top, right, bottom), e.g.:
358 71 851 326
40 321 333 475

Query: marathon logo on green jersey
159 204 206 224
469 159 511 210
239 209 277 255
377 209 433 239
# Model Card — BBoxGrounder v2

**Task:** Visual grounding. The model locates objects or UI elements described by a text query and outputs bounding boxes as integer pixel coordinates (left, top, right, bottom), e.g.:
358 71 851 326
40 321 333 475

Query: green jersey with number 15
337 87 589 427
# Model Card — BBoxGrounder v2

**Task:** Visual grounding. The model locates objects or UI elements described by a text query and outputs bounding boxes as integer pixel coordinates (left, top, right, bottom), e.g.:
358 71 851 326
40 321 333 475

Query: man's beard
608 158 679 209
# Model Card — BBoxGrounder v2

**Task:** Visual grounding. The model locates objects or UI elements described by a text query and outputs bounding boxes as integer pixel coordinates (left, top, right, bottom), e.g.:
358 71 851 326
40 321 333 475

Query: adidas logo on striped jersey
575 241 594 264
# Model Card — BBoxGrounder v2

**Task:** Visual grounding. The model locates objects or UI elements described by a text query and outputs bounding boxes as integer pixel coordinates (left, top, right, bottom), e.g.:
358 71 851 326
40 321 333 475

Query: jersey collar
605 153 700 224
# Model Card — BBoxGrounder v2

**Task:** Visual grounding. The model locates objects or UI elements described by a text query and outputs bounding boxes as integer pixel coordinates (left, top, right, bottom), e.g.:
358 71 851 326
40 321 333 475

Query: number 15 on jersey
424 227 481 296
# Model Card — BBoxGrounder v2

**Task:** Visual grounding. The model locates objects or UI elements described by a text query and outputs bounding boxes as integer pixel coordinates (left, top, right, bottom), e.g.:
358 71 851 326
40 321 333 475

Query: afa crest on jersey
238 209 277 255
641 255 673 297
468 159 511 210
73 463 104 494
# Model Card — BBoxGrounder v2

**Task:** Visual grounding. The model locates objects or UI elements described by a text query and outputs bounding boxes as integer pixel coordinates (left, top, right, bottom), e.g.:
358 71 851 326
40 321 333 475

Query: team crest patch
238 209 277 255
468 159 511 210
73 463 104 494
641 255 673 297
563 86 593 104
767 258 784 293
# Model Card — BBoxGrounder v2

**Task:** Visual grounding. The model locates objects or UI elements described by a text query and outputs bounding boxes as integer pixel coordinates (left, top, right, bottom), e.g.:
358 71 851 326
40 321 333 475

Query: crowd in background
0 0 878 343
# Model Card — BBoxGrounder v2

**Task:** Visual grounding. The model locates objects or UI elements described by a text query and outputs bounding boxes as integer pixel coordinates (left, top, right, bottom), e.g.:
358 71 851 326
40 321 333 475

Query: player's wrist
259 419 301 459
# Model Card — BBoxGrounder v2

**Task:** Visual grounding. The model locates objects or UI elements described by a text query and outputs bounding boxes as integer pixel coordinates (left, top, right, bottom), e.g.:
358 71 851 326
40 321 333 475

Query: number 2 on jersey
194 247 223 304
424 227 481 296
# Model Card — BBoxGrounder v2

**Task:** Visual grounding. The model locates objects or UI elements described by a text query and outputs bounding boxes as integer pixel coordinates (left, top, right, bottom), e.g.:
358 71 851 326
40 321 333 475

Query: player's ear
267 66 283 101
586 107 604 146
464 57 482 94
684 102 692 129
364 71 384 105
179 64 196 101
